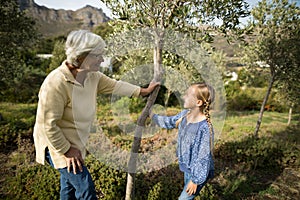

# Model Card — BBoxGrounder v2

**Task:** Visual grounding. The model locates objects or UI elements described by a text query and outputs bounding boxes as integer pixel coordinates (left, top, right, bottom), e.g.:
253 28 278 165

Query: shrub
215 136 286 170
2 164 60 200
86 156 185 200
226 87 289 112
0 120 33 151
0 103 36 152
85 155 127 199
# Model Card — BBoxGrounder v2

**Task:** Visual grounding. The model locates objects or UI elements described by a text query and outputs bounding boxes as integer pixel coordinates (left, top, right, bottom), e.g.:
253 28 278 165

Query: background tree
47 40 66 73
242 0 300 137
35 35 67 54
276 18 300 125
0 0 39 101
0 0 38 77
93 22 115 39
102 0 249 199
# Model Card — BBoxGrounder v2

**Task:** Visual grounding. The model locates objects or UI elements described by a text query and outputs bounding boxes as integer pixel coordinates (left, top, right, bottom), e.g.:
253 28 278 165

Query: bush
3 164 60 200
86 156 184 200
135 164 183 200
215 136 297 170
0 103 36 151
3 155 185 200
86 155 127 199
0 48 49 103
226 86 289 112
0 118 34 152
227 91 258 111
1 102 298 199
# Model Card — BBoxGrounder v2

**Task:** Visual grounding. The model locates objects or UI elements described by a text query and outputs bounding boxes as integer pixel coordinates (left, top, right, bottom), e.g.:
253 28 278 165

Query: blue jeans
178 172 210 200
45 150 97 200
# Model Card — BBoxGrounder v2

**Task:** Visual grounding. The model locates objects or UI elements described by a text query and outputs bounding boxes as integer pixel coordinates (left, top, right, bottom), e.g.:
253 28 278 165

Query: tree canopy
0 0 41 102
0 0 38 81
242 0 300 136
101 1 250 199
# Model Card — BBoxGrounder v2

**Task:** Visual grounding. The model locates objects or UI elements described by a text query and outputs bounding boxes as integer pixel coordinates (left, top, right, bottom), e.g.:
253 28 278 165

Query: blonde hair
192 83 215 126
65 30 106 67
176 82 215 152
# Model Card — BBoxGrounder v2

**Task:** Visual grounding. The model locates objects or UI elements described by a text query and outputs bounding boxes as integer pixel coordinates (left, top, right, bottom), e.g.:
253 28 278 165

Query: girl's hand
63 147 84 174
186 180 198 196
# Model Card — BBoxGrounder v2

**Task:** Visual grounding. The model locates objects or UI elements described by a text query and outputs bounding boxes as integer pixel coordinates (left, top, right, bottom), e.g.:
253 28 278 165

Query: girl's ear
196 100 203 107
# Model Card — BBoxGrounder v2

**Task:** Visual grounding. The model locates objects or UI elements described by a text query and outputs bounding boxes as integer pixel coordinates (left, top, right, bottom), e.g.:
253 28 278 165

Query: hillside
18 0 110 37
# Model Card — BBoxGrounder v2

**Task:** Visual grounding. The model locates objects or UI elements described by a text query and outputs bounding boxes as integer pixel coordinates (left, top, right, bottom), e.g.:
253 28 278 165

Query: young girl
151 83 215 200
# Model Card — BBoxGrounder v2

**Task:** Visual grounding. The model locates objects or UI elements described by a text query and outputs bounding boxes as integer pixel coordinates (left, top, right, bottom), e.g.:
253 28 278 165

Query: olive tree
101 0 249 199
0 0 39 101
242 0 300 136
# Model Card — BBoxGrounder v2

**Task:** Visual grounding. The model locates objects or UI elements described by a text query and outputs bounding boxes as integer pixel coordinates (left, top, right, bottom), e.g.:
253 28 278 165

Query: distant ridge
18 0 110 37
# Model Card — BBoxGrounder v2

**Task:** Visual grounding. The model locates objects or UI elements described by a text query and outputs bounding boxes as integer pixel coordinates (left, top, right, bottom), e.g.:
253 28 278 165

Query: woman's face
80 53 104 72
183 86 202 109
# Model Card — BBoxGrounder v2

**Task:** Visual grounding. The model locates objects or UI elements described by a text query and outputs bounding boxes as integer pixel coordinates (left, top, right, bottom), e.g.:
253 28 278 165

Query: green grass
220 111 299 142
214 111 300 200
0 102 299 199
0 102 37 123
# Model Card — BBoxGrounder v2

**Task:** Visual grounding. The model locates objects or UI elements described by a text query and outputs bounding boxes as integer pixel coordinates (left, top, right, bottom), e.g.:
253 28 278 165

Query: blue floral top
152 110 214 185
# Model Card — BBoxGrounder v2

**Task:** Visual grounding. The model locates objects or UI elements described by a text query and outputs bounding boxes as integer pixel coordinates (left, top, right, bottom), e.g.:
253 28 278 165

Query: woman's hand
63 147 84 174
186 180 198 196
140 81 160 96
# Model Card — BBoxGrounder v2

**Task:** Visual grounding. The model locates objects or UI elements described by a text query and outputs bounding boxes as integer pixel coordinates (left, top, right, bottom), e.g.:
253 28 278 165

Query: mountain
18 0 110 37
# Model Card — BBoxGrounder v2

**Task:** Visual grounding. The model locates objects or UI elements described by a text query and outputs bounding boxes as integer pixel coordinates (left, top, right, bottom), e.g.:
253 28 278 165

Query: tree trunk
287 105 293 126
125 33 163 200
164 89 172 107
254 74 275 138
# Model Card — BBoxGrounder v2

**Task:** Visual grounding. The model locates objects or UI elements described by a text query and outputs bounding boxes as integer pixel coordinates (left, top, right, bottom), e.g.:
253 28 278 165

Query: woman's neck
66 62 88 85
76 70 88 85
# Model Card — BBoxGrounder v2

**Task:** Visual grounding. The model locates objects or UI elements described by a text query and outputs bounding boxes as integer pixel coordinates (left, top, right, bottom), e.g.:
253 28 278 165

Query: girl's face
183 86 202 109
80 53 104 72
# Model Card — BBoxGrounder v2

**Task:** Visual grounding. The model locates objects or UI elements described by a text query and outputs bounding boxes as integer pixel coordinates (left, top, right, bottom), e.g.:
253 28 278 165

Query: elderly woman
33 30 159 199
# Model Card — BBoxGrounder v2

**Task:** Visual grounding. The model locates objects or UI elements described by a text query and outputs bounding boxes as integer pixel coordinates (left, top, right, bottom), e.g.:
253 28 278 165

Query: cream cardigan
33 61 140 169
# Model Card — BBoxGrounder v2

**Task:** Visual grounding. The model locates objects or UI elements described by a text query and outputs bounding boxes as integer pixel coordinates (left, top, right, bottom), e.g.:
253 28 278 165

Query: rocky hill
18 0 110 37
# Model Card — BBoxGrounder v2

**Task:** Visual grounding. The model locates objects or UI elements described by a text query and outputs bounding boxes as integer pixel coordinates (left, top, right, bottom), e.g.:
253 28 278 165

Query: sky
34 0 261 19
35 0 299 20
35 0 108 11
35 0 113 17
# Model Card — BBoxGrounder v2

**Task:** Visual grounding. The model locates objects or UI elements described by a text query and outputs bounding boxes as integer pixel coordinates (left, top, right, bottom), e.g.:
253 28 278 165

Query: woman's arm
97 72 159 97
38 80 71 155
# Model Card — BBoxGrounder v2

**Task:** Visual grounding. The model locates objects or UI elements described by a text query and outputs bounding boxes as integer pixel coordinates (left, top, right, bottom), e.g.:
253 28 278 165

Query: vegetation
0 0 38 80
0 0 299 199
0 102 299 199
102 0 249 198
242 0 300 137
0 0 49 103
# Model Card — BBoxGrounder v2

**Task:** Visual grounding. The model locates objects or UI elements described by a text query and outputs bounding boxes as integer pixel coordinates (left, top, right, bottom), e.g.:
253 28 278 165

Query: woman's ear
73 57 84 67
77 56 85 63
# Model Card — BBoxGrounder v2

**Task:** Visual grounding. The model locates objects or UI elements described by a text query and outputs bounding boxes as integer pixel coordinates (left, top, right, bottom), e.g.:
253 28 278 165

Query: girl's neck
186 108 206 124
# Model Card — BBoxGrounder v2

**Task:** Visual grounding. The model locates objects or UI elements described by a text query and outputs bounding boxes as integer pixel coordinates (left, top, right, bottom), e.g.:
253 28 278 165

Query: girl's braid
203 99 214 155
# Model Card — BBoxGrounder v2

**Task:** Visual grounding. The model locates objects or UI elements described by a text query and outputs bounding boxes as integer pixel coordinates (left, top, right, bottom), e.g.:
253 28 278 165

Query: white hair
65 30 106 67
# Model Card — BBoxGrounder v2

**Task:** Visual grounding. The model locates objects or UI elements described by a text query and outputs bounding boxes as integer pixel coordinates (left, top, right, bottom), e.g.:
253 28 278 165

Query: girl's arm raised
151 110 188 129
